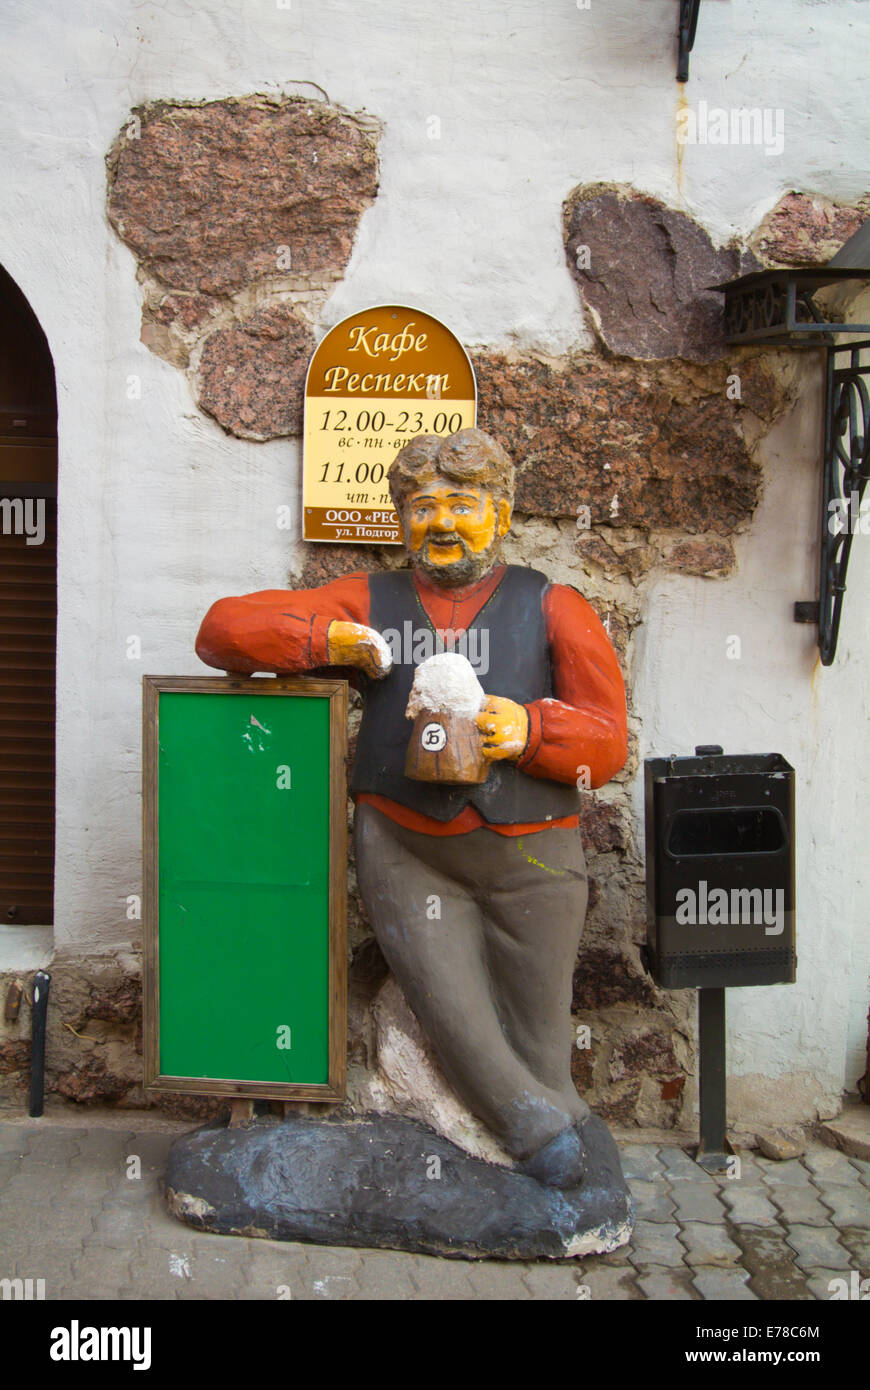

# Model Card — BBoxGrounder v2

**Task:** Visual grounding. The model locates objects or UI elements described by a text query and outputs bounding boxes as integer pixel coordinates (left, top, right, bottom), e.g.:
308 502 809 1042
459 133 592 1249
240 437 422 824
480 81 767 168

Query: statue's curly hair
388 428 515 514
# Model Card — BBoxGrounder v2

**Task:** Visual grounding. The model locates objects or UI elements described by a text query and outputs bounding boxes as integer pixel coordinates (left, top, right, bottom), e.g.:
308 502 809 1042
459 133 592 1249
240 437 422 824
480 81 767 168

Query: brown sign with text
303 305 476 544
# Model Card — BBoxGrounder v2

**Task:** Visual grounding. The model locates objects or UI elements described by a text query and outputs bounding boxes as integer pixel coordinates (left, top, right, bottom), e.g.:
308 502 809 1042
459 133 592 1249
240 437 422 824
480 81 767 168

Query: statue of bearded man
196 428 627 1188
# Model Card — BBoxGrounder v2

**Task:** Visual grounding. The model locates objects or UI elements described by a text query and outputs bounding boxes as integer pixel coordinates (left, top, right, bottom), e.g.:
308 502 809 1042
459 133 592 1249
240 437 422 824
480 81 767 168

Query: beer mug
404 709 489 785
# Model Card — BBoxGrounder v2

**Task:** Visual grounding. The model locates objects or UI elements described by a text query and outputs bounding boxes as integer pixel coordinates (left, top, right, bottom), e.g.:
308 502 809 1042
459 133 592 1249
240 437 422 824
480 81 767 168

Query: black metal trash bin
645 747 796 990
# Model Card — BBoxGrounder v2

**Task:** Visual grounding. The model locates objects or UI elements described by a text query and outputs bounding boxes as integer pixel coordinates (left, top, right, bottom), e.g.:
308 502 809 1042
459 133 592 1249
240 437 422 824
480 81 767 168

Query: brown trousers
354 803 589 1159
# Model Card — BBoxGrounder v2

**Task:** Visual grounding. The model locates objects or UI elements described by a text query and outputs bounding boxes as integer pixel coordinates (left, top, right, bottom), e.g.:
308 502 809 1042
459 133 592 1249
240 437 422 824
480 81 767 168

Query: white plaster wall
634 361 870 1119
0 0 867 1114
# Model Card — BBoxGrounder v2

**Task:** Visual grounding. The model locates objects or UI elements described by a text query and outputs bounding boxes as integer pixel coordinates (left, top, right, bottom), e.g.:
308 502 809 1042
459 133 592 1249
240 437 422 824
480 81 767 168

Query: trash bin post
697 986 728 1170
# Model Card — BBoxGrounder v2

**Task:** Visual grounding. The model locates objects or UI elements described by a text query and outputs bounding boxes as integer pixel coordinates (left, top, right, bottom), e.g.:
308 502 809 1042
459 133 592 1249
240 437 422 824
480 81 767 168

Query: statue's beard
411 533 501 589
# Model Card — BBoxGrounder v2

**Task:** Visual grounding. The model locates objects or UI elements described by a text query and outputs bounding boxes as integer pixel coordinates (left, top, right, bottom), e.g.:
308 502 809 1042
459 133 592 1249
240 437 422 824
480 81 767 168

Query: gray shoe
519 1122 588 1189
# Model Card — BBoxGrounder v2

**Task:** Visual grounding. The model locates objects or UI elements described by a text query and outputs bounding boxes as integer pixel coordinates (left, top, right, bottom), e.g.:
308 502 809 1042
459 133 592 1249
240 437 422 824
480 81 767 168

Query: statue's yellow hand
326 621 393 679
474 696 529 761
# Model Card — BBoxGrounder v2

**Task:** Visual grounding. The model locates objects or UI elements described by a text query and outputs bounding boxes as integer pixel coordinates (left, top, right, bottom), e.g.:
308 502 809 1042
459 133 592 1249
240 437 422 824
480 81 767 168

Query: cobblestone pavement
1 1117 867 1300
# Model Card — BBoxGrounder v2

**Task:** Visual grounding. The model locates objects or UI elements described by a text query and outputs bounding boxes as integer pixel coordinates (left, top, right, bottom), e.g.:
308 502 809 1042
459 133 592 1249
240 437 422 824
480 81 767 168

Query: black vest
350 566 582 824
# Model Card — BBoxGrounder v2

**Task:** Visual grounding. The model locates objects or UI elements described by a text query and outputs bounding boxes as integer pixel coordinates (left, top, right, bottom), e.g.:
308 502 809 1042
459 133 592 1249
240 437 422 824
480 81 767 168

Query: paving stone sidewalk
0 1117 867 1301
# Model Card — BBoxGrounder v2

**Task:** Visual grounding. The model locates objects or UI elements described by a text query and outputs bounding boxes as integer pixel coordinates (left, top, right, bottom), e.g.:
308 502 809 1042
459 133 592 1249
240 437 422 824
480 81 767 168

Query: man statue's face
401 475 512 588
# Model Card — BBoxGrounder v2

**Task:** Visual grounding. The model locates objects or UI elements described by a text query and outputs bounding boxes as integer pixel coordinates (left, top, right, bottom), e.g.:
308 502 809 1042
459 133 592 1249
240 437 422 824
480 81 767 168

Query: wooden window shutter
0 263 57 928
0 431 57 926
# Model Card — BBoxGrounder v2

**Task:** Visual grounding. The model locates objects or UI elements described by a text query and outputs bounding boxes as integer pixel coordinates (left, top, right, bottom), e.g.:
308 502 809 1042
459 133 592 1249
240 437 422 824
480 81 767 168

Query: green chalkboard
143 676 347 1101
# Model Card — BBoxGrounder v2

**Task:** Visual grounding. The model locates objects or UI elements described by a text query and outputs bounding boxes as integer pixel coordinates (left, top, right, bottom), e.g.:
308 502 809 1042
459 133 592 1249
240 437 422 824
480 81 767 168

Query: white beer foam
405 651 486 719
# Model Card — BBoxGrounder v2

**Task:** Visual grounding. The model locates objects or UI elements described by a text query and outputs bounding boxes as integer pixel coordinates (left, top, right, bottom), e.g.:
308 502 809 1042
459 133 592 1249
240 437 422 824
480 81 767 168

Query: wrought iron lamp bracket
714 267 870 664
797 341 870 664
677 0 701 82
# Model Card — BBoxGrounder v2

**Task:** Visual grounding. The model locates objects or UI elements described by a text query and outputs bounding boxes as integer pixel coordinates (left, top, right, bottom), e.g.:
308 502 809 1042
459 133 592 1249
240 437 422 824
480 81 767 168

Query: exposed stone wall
562 184 758 363
476 350 782 530
750 190 870 268
4 112 862 1142
106 94 380 439
0 955 229 1120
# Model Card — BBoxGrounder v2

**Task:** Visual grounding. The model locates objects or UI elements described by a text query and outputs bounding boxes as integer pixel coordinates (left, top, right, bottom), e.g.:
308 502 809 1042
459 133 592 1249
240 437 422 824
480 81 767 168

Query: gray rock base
164 1111 634 1260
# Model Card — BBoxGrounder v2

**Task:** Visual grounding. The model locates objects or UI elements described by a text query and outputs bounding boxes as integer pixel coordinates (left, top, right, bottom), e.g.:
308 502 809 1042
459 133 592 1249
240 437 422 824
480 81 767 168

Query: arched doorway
0 265 57 926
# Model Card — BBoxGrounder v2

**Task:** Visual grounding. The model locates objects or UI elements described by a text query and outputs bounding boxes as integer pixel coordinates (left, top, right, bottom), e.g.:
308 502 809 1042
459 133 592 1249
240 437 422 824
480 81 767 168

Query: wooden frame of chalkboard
142 675 348 1101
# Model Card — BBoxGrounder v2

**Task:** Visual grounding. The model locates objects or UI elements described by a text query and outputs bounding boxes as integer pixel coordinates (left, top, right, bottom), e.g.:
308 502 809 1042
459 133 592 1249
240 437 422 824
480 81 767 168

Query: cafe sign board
303 305 476 544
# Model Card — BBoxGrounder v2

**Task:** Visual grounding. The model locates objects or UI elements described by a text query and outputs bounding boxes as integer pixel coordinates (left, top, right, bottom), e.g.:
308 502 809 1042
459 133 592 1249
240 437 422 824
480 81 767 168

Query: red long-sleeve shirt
195 564 627 836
